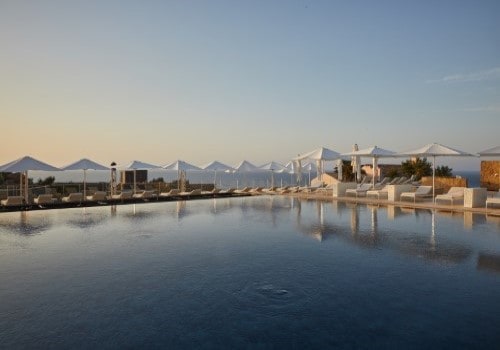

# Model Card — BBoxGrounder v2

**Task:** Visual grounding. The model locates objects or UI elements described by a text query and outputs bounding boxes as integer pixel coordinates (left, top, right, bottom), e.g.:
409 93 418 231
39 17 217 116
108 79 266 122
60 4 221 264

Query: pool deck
282 190 500 216
1 190 499 216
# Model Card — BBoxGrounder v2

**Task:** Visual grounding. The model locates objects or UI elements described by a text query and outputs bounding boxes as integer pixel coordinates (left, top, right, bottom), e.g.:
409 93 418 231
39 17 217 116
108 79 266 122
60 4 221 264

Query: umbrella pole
25 171 29 204
432 155 436 203
83 169 87 201
134 169 137 194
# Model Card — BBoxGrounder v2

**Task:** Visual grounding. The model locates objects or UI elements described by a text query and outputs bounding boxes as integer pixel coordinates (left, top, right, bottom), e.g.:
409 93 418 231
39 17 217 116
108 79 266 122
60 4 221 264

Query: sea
28 170 481 189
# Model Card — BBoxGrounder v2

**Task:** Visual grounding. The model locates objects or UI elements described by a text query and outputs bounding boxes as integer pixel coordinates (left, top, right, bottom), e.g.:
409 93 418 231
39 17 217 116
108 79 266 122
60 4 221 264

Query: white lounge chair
400 186 433 203
133 190 156 199
110 191 133 200
62 192 83 203
160 189 180 197
435 187 465 205
345 183 373 197
1 196 24 207
366 185 389 200
179 189 202 196
86 191 107 201
34 194 55 205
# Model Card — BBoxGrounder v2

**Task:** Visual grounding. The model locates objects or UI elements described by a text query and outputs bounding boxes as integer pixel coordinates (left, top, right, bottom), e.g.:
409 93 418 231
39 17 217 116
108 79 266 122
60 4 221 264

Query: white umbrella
398 143 474 201
302 162 317 186
260 161 286 188
0 156 60 203
232 161 262 188
280 161 296 187
61 158 109 200
202 161 234 188
479 146 500 157
163 160 202 190
294 147 341 184
343 146 397 187
122 160 160 194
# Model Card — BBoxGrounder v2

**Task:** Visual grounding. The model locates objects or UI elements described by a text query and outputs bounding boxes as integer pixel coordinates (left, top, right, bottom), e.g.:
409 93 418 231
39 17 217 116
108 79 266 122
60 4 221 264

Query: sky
1 0 499 170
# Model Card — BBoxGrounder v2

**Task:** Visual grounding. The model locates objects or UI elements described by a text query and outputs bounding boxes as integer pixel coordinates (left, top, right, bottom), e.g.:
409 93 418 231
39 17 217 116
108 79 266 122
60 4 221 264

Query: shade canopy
294 147 341 161
343 145 397 158
163 160 202 171
0 156 60 172
122 160 160 170
61 158 109 171
479 146 500 157
259 161 287 172
233 160 261 172
201 161 234 172
302 162 317 171
398 143 474 201
398 143 474 157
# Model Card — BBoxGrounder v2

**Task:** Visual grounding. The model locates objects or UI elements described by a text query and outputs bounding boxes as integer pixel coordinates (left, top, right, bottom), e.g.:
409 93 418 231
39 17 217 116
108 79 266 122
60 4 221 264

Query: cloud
427 67 500 84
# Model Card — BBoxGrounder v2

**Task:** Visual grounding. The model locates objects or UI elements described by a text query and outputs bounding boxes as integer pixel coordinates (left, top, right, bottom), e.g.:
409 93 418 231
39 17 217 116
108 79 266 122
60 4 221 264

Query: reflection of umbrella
343 146 397 187
398 143 474 201
0 156 60 203
61 158 109 200
202 161 234 188
122 160 160 194
260 161 286 188
163 160 202 190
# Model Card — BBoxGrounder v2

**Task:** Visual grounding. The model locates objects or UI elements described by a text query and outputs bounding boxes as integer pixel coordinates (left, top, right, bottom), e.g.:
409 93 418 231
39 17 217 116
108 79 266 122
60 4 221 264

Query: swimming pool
1 196 499 348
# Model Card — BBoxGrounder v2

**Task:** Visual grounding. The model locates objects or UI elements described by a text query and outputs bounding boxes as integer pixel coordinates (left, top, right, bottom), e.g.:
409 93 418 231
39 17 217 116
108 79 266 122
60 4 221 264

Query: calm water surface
1 196 499 349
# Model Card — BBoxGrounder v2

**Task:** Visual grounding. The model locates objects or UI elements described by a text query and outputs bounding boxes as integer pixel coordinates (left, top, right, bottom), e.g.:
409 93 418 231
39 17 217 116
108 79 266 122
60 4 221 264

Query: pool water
1 196 499 349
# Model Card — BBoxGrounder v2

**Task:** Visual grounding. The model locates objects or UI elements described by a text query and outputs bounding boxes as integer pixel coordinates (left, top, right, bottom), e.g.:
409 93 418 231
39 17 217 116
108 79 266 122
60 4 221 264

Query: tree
435 165 453 177
400 157 432 179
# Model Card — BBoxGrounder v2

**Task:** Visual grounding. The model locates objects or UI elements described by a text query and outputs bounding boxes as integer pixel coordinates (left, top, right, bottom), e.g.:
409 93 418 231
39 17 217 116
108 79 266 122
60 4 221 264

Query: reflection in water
0 212 52 235
291 200 473 264
67 208 107 229
477 253 500 273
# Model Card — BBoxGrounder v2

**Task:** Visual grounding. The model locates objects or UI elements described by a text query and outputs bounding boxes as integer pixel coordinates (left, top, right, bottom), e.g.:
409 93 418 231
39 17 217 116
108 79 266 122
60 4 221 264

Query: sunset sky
1 1 499 170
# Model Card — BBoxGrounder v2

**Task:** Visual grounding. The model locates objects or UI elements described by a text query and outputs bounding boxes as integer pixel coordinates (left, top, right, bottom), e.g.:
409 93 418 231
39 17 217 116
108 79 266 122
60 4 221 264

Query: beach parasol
122 160 160 194
202 161 234 188
398 143 474 201
0 156 60 203
259 161 286 188
163 160 202 190
343 145 397 187
61 158 109 200
294 147 341 184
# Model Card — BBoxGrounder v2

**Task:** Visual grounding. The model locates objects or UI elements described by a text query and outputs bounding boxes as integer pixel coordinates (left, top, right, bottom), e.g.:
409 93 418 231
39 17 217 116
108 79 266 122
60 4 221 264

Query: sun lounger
62 192 83 203
235 187 251 194
110 191 133 200
435 187 465 205
220 188 235 195
1 196 24 207
345 183 373 197
133 190 156 199
34 194 56 205
400 186 433 203
366 185 389 200
179 189 202 197
86 191 107 201
159 189 180 197
486 191 500 209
